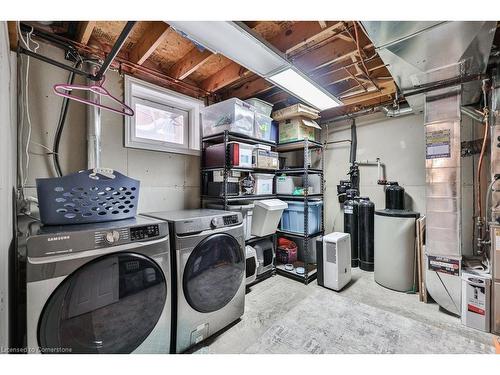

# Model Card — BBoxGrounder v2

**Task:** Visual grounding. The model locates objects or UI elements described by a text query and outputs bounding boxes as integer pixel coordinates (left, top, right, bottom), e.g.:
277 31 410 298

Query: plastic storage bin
245 98 273 116
270 121 279 143
276 175 321 195
276 175 301 195
201 98 255 137
280 200 323 235
253 173 274 195
251 199 288 237
254 112 273 141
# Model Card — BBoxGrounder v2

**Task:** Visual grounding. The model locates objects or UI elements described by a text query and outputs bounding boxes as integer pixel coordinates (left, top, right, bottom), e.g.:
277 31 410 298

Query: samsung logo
47 235 70 242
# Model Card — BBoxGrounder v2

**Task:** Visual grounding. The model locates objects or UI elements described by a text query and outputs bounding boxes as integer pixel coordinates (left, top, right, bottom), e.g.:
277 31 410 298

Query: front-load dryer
23 215 172 354
145 209 245 353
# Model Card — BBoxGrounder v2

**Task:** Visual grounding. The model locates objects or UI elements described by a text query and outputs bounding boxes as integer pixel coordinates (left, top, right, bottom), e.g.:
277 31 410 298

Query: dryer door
183 233 244 313
38 252 167 353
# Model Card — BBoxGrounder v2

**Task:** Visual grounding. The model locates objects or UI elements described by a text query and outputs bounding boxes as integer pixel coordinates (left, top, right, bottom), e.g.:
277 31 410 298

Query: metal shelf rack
274 138 325 285
201 130 278 210
200 131 324 285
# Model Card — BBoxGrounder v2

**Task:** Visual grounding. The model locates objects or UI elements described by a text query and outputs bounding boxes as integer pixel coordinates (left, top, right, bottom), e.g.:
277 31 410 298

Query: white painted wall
0 22 16 350
322 112 427 233
22 41 200 214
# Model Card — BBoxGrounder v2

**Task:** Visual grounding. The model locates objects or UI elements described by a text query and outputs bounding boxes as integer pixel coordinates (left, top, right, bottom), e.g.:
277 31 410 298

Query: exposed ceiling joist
227 78 274 100
295 39 374 72
168 47 213 80
201 63 249 92
340 80 396 106
129 21 170 65
272 21 342 53
224 39 377 100
76 21 96 45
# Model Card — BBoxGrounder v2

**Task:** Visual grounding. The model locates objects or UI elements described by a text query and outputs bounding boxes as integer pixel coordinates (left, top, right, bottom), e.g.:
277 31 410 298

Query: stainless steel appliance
145 209 245 353
24 215 172 354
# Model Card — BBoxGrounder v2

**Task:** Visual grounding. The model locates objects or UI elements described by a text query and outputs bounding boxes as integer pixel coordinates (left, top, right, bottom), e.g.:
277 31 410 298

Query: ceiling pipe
381 105 413 117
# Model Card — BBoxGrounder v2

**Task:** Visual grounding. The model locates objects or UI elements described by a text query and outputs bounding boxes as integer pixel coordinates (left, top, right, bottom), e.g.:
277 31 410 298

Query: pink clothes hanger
53 76 134 117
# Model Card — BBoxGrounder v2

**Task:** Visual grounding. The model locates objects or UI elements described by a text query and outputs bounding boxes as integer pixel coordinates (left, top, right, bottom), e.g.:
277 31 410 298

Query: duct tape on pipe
428 255 460 276
426 129 451 159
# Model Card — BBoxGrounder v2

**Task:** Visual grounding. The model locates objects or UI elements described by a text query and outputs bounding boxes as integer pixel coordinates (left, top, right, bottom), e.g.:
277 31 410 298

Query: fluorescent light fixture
168 21 289 77
268 68 341 110
168 21 342 110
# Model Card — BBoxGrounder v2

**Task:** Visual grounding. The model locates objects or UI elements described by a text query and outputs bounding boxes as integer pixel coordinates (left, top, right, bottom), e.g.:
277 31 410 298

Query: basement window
124 75 203 155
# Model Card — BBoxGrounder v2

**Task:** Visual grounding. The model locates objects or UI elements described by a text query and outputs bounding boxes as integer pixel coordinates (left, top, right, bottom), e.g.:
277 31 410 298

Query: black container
385 183 405 210
343 189 359 267
358 197 375 271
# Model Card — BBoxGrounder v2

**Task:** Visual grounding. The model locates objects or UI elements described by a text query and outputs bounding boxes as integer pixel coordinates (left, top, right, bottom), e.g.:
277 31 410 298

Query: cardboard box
272 103 320 122
278 117 320 143
253 148 279 170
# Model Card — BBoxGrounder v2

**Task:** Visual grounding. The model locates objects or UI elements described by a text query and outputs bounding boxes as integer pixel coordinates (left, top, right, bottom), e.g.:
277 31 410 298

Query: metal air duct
361 21 497 112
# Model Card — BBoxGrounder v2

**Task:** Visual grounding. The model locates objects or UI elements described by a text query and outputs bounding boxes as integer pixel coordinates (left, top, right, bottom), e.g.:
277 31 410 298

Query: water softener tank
358 197 375 271
385 182 405 210
343 189 359 267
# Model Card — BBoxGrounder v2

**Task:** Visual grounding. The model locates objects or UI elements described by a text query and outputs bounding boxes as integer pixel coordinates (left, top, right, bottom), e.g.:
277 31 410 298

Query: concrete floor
190 268 496 354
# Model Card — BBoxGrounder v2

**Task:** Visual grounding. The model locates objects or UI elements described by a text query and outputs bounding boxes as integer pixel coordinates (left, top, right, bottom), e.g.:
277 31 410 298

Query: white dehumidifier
318 232 352 291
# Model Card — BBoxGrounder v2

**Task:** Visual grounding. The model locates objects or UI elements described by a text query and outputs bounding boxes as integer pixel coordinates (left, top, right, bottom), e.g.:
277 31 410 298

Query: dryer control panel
131 224 160 241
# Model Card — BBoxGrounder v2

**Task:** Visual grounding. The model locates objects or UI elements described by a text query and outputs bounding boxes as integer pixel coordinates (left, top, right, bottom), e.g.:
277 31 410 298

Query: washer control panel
211 214 239 228
130 224 160 241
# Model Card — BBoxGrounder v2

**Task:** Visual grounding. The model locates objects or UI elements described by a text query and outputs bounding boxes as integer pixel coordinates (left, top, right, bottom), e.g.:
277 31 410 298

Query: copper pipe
477 108 489 219
24 23 211 97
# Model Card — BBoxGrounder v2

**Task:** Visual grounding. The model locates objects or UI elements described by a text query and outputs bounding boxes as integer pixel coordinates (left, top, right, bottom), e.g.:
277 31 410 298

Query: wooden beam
201 63 250 92
7 21 18 51
168 47 212 80
269 21 342 53
318 58 386 87
226 78 274 100
76 21 96 45
284 22 344 54
295 39 373 72
340 80 396 106
318 21 327 29
129 21 170 65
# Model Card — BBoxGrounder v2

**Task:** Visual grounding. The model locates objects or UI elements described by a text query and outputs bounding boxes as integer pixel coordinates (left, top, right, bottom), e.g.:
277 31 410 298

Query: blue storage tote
280 200 323 235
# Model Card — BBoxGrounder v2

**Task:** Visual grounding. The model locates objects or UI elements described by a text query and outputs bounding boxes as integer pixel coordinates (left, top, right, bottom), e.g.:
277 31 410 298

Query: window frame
124 75 203 156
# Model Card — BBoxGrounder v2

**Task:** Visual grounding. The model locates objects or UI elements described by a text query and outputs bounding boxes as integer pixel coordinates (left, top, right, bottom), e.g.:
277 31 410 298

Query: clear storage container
276 175 301 195
254 112 273 141
245 98 273 116
280 200 323 235
202 98 255 137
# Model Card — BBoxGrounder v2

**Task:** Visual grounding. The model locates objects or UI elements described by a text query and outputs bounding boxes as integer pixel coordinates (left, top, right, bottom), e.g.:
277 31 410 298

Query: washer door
38 252 167 354
183 233 244 313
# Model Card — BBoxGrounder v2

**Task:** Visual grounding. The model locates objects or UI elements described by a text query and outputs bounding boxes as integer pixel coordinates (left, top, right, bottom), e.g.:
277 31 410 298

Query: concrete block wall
22 41 200 214
321 112 427 233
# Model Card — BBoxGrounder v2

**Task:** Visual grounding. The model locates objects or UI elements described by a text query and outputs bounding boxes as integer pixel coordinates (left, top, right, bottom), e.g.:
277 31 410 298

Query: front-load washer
145 209 245 353
23 215 171 354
